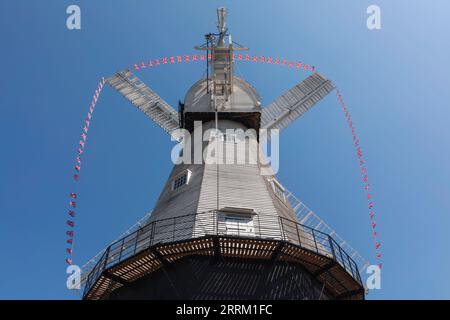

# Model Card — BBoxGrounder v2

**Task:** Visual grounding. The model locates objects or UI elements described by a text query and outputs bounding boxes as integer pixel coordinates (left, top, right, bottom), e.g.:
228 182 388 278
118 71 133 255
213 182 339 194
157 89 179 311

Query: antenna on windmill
194 7 248 106
216 7 227 47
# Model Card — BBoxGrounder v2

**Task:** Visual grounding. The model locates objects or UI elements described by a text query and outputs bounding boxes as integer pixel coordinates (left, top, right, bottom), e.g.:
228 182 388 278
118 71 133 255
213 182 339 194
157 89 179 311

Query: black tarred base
106 255 332 300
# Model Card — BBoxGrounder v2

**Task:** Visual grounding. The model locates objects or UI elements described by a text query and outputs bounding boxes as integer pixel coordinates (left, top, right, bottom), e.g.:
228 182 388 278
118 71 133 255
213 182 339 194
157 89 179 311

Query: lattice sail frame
285 188 370 273
107 70 334 136
261 72 335 130
107 70 179 135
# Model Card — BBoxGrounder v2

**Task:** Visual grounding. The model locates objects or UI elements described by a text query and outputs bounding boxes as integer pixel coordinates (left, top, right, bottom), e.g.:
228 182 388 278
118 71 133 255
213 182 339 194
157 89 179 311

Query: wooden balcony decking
84 235 364 300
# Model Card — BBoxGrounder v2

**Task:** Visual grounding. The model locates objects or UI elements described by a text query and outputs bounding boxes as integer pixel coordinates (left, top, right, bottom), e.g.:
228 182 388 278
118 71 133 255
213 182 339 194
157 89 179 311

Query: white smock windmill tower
81 7 365 300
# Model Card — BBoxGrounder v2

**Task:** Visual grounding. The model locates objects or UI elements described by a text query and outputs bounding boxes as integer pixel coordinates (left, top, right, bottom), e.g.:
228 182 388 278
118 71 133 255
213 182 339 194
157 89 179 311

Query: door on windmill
224 215 255 237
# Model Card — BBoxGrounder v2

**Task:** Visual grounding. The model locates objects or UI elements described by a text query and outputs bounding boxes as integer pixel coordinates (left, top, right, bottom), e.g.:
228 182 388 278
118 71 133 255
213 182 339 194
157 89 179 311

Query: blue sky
1 0 450 299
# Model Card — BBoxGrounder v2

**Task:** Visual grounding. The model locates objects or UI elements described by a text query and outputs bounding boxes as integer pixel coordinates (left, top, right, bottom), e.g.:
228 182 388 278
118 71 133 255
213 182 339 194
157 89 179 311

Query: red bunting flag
337 89 382 268
65 78 105 266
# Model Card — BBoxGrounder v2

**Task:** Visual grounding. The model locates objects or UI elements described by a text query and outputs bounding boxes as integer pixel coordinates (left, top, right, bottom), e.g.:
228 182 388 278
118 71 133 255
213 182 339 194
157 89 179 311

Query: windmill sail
261 72 335 130
107 70 179 135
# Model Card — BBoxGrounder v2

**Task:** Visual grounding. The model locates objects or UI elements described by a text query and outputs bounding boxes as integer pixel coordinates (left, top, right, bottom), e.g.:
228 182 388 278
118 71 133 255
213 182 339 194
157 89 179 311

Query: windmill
82 7 365 300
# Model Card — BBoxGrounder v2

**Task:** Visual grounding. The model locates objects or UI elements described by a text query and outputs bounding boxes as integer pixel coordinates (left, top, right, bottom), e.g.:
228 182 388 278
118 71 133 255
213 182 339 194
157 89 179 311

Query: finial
217 7 227 34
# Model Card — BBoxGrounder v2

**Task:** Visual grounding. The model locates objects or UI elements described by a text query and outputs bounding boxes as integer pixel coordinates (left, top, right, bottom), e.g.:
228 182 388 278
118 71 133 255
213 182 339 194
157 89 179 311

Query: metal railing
285 188 370 273
83 211 362 297
80 211 153 285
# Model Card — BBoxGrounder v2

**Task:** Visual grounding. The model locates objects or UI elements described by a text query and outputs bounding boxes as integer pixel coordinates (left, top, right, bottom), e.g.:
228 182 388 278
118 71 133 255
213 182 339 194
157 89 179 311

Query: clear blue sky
1 0 449 299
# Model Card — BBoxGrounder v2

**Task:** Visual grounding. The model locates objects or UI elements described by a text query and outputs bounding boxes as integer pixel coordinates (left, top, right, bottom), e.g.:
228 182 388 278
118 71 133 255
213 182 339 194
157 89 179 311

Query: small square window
171 170 191 191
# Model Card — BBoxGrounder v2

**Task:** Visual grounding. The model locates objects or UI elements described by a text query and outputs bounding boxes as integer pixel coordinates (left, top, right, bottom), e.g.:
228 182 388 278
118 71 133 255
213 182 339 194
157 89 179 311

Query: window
171 170 191 191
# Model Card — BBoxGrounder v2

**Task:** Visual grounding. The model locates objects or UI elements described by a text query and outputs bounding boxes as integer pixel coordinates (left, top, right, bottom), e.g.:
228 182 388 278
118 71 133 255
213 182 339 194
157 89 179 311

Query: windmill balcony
83 211 364 300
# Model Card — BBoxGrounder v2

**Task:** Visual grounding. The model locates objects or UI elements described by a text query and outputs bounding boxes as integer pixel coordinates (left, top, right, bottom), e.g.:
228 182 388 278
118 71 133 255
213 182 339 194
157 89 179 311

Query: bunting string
65 77 106 266
131 52 315 73
336 89 382 269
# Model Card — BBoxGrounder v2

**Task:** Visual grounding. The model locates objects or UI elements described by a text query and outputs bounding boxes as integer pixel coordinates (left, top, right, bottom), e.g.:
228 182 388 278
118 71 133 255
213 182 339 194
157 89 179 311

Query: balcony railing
83 211 362 297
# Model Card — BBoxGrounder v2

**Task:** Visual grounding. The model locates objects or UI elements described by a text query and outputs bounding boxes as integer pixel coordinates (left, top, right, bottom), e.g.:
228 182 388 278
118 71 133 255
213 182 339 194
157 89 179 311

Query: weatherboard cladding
143 119 301 241
148 163 205 222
